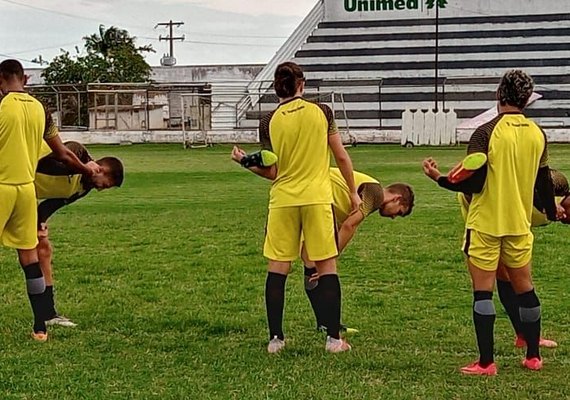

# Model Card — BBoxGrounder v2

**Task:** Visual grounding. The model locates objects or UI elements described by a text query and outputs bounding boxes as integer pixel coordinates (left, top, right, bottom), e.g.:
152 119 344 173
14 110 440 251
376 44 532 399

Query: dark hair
497 69 534 110
274 61 304 99
386 183 415 217
0 59 25 81
97 157 124 187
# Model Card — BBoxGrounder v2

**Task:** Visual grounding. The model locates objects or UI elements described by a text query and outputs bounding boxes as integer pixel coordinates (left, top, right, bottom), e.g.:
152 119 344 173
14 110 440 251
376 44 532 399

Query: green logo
344 0 447 12
425 0 447 9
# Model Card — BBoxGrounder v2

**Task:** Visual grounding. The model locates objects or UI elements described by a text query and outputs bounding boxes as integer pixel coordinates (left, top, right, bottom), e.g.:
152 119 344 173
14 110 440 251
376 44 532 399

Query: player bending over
302 168 414 333
35 141 124 327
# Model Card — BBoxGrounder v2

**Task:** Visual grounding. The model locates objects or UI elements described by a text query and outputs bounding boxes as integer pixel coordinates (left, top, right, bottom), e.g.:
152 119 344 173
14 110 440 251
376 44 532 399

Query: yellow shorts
463 229 533 271
264 204 338 262
0 183 38 250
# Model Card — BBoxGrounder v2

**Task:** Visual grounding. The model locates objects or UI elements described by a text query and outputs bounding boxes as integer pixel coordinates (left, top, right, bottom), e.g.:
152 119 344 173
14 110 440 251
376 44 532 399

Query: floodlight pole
434 1 439 112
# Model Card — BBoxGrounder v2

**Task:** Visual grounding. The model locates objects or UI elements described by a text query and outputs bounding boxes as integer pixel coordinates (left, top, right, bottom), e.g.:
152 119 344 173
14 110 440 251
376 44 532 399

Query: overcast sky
0 0 316 69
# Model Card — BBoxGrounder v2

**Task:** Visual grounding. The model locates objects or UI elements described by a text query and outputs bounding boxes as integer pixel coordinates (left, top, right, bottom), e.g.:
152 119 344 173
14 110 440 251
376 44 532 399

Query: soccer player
0 59 99 341
425 161 568 349
423 69 563 375
232 61 361 353
303 168 415 332
35 141 124 327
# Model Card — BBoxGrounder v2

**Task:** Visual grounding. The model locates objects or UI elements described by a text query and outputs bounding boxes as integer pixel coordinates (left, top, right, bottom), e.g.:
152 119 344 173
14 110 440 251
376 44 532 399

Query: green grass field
1 144 569 400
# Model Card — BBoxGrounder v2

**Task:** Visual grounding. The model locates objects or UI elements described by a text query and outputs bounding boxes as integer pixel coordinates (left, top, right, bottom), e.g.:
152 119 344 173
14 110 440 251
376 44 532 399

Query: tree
42 25 154 85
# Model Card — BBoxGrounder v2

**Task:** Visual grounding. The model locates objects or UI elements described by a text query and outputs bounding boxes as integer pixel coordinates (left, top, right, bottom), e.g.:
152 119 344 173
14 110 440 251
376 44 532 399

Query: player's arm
37 141 94 176
337 210 365 253
232 112 277 180
423 126 489 193
42 112 99 176
317 103 360 210
534 132 558 221
422 157 486 194
37 192 90 228
231 146 277 180
337 182 382 252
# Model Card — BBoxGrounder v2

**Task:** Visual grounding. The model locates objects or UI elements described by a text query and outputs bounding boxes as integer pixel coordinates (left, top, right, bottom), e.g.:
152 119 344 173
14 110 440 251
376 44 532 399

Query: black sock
44 285 57 319
473 291 496 367
318 274 342 339
497 279 523 336
304 266 324 328
265 272 287 341
518 289 541 359
22 263 48 333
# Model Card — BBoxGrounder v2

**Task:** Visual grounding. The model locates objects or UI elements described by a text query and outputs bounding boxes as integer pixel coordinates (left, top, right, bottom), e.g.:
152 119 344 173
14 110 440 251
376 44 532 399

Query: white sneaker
325 336 351 353
267 336 285 354
46 315 77 327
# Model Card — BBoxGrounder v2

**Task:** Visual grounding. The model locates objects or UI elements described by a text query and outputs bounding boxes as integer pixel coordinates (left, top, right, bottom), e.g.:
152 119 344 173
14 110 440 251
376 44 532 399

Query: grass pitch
1 144 569 400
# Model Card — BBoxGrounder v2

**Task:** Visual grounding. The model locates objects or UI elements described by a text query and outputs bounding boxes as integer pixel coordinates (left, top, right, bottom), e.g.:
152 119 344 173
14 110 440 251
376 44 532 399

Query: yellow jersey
0 92 58 185
330 168 383 224
35 141 92 200
466 113 548 236
259 97 337 208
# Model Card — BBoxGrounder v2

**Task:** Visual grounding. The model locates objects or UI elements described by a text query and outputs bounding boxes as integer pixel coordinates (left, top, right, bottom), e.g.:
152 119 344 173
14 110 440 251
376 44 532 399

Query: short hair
497 69 534 110
0 59 25 81
274 61 304 99
386 183 415 217
97 157 124 187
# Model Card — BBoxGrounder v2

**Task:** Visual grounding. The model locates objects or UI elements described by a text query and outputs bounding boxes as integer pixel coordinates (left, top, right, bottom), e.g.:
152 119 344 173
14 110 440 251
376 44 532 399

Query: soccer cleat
325 336 351 353
460 360 497 376
267 336 285 354
31 331 48 342
522 357 543 371
514 335 558 348
46 315 77 328
317 324 359 335
448 152 488 184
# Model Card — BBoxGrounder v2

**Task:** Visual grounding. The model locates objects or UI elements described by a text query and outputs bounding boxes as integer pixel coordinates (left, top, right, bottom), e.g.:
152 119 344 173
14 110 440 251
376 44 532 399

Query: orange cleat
522 357 543 371
448 152 488 184
514 335 558 348
460 360 497 376
31 331 48 342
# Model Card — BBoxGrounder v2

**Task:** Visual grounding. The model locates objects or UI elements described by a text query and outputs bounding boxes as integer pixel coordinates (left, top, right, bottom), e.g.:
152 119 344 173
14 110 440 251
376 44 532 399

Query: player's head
560 196 570 225
274 61 305 99
92 157 124 190
496 69 534 110
380 183 415 219
0 59 26 94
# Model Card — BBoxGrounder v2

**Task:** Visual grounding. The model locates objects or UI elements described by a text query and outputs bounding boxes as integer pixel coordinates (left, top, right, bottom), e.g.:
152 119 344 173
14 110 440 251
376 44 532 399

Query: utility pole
155 20 185 66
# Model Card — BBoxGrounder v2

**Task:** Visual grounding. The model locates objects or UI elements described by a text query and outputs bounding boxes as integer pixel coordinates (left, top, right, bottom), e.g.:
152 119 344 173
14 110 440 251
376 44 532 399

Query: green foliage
42 25 154 85
1 144 569 399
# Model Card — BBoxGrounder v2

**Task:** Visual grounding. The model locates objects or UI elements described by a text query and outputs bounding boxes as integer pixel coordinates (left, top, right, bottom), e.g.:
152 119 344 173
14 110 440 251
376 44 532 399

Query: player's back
330 168 378 223
264 98 333 208
0 92 46 185
467 113 546 236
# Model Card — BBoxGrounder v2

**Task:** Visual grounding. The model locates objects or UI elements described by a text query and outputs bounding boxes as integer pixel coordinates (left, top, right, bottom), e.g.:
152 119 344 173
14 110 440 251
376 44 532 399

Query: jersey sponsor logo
344 0 447 12
281 105 305 116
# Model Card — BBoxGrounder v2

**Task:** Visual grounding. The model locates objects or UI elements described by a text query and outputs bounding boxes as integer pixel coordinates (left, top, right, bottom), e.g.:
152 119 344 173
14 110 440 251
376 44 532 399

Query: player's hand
556 204 567 221
38 223 49 239
350 191 362 213
308 272 320 283
422 158 442 181
231 146 247 164
85 160 102 176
